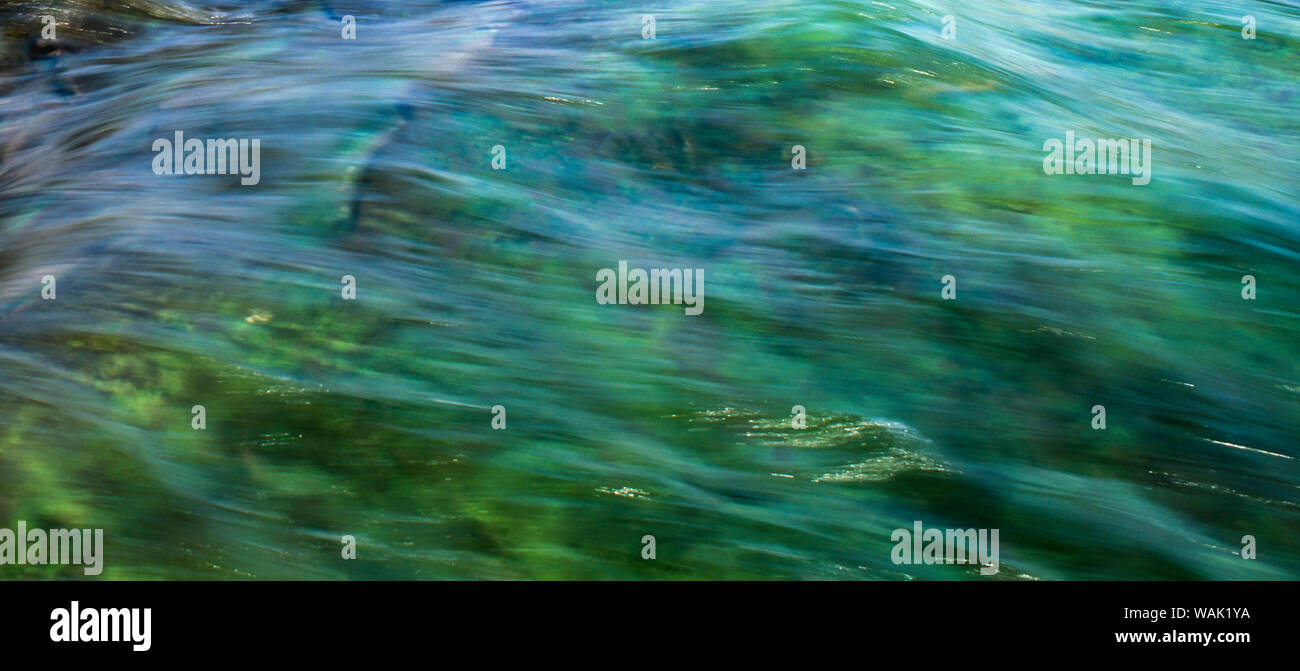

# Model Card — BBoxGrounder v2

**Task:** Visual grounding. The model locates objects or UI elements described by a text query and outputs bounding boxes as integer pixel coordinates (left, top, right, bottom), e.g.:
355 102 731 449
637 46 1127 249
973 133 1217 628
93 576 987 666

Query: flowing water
1 0 1298 579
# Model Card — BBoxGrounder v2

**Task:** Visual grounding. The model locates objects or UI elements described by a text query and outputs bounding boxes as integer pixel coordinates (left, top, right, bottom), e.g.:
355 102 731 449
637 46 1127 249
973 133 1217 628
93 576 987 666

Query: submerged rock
685 406 950 483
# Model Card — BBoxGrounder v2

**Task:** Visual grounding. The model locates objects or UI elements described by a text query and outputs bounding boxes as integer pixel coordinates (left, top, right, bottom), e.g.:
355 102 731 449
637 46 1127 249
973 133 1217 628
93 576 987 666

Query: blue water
0 0 1298 579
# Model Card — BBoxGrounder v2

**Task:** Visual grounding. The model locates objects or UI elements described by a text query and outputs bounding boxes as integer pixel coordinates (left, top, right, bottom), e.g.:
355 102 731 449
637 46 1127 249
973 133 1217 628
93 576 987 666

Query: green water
1 0 1298 579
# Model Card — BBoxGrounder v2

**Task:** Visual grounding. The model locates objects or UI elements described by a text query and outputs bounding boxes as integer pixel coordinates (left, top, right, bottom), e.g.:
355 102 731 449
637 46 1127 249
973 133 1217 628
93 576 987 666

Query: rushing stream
1 0 1298 579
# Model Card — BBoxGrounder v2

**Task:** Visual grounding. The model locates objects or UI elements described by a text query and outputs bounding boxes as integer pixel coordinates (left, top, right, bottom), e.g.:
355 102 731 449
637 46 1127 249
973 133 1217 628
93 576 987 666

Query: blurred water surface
1 0 1298 579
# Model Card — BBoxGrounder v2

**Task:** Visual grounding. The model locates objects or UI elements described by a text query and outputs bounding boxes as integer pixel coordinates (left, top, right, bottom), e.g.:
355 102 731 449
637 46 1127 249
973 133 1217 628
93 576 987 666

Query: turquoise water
1 0 1298 579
